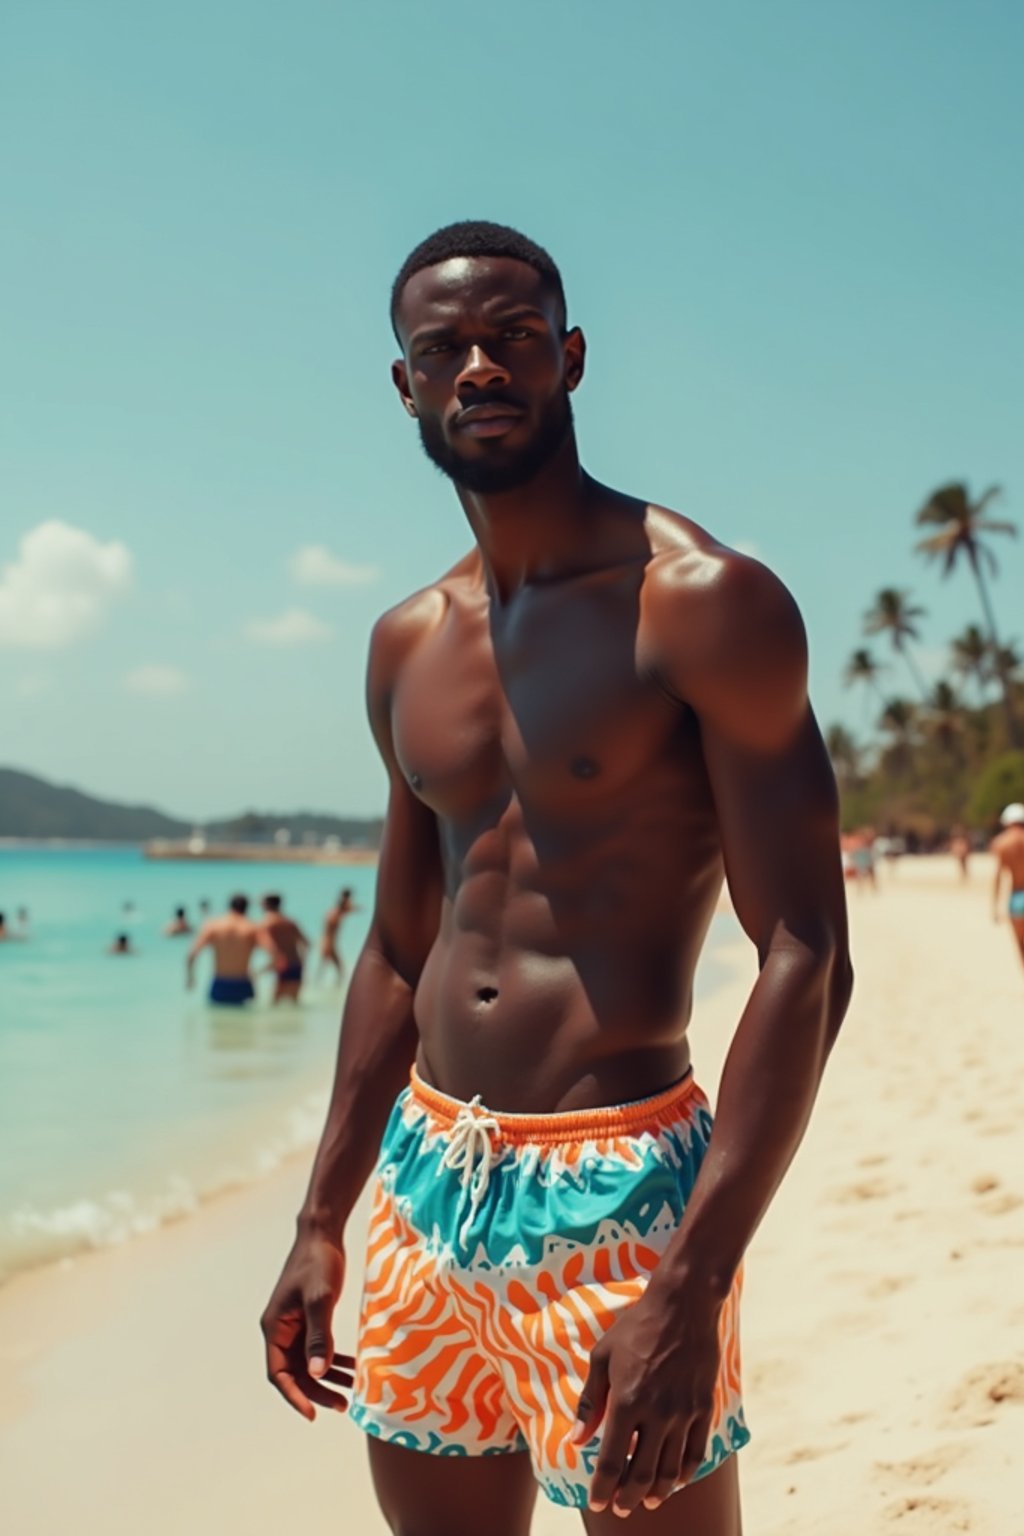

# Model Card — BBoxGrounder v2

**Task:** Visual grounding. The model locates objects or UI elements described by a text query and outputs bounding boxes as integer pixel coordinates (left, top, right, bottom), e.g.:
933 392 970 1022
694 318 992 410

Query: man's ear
564 327 586 393
391 358 418 417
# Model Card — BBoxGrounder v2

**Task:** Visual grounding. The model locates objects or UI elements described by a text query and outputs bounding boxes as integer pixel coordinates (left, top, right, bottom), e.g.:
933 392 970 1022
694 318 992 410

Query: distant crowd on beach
838 804 1024 970
0 888 361 1004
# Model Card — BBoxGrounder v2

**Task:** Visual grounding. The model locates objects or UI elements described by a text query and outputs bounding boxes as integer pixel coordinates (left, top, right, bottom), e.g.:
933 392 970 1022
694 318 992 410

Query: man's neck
455 437 601 602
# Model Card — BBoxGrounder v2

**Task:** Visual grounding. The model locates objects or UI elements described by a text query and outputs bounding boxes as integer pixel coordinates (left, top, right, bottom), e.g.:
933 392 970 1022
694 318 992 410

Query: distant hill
0 768 382 847
0 768 190 841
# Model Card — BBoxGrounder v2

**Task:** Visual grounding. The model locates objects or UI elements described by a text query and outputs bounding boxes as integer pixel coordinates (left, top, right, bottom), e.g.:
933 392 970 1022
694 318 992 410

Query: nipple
571 756 600 780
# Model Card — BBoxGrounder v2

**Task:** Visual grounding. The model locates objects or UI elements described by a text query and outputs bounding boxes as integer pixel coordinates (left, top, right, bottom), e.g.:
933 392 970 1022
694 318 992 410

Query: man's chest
389 590 685 819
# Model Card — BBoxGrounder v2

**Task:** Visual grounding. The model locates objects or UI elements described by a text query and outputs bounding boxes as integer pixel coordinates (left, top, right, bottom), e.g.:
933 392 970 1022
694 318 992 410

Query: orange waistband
407 1064 701 1146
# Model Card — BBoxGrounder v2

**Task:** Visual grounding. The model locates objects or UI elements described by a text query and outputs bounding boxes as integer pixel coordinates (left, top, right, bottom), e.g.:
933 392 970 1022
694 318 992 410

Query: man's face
392 257 584 494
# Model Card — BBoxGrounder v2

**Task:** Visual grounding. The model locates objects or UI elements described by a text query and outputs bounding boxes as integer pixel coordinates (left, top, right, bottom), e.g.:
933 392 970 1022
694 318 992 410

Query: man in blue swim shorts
261 220 853 1534
186 893 263 1004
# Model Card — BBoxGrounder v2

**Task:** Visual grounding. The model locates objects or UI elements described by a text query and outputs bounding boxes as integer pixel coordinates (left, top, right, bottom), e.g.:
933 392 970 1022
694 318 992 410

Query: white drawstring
436 1095 503 1252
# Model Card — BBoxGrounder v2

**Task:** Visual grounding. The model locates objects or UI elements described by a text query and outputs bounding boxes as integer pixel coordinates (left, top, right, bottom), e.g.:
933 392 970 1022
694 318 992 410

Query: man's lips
454 402 525 438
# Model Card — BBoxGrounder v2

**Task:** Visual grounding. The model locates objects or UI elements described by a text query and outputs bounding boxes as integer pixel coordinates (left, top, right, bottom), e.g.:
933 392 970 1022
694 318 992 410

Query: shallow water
0 845 373 1284
0 844 741 1286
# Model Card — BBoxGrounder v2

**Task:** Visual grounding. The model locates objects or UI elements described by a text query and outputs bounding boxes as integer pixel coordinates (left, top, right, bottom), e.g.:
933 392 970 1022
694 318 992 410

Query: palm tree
926 679 965 760
915 481 1019 745
843 648 886 717
825 722 863 791
950 623 992 705
863 589 929 700
877 696 919 776
990 640 1023 691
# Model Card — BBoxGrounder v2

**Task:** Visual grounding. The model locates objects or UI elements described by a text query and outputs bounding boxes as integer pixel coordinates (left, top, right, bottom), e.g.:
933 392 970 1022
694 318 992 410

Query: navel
477 987 499 1004
570 755 600 781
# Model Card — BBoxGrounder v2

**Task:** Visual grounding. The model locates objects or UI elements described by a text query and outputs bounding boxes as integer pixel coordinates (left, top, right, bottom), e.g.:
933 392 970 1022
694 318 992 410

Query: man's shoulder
638 505 808 744
368 553 479 679
641 505 802 653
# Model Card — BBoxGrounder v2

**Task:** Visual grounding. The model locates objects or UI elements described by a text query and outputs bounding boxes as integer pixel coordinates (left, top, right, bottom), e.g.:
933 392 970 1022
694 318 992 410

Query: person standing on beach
991 803 1024 970
316 888 359 983
950 827 971 882
259 894 310 1003
261 221 852 1534
186 894 264 1005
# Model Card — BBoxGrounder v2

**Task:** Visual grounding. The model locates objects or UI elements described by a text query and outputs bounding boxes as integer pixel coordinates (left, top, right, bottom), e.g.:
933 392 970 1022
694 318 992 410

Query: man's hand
260 1230 353 1421
573 1282 723 1517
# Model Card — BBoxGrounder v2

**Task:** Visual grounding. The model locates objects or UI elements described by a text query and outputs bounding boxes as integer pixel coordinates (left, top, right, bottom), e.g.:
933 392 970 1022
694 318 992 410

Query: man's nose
456 344 511 394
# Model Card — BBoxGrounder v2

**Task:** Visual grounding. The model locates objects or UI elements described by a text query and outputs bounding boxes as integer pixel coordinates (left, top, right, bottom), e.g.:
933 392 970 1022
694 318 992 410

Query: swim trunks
1009 890 1024 919
349 1067 749 1508
277 963 303 983
208 976 255 1005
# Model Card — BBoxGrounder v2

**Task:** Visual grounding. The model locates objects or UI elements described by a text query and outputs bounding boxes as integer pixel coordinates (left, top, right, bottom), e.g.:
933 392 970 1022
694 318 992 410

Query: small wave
0 1086 329 1287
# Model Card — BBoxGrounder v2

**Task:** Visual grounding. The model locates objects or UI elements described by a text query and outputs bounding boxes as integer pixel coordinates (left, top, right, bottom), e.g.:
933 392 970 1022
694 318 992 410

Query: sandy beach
1 854 1021 1535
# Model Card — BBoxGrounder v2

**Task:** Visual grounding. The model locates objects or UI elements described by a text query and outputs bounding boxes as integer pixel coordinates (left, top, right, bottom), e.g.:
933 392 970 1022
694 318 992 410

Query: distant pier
144 839 378 864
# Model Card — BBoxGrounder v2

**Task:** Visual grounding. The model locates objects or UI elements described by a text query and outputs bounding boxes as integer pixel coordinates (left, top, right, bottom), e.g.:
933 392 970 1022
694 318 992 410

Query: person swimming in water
0 912 26 943
164 906 194 937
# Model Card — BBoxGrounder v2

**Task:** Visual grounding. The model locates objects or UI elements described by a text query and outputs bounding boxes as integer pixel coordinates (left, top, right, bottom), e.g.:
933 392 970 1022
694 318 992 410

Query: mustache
453 391 528 420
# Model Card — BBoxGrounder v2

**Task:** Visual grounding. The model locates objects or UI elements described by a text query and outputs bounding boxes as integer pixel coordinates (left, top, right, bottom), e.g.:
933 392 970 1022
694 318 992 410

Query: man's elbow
823 942 854 1050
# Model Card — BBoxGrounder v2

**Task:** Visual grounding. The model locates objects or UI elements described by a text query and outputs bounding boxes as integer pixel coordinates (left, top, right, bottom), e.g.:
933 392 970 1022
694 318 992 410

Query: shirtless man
259 893 310 1002
261 221 853 1535
0 912 25 942
317 888 359 983
991 802 1024 970
164 905 194 937
186 894 263 1005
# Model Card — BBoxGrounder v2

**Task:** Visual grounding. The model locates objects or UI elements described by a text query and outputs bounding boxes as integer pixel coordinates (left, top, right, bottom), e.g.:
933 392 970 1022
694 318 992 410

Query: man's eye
420 343 451 356
503 328 532 340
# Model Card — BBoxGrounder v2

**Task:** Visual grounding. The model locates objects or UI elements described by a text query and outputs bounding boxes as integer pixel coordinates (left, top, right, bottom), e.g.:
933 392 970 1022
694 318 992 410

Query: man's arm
185 924 211 989
991 840 1007 921
261 598 444 1420
578 551 853 1513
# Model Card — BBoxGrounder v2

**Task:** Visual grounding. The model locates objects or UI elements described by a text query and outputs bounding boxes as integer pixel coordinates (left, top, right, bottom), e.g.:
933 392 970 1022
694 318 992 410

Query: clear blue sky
2 0 1021 819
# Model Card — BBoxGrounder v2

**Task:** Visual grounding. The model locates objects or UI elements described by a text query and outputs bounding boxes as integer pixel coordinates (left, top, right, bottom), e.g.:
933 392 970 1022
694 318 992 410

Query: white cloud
124 665 189 696
289 544 377 588
244 608 334 646
0 521 132 649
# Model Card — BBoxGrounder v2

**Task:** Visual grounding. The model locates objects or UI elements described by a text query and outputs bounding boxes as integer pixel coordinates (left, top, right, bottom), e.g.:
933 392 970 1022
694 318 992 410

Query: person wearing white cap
991 803 1024 969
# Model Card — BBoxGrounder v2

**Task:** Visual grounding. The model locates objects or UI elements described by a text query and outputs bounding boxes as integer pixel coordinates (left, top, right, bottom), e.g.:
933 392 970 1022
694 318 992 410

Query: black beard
416 391 574 494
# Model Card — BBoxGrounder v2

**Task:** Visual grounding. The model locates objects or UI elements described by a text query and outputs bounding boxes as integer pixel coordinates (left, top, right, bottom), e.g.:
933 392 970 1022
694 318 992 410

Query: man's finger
304 1294 336 1377
587 1400 638 1512
321 1365 354 1387
643 1427 688 1509
571 1349 610 1444
268 1369 316 1421
678 1409 713 1486
270 1367 349 1418
610 1423 664 1517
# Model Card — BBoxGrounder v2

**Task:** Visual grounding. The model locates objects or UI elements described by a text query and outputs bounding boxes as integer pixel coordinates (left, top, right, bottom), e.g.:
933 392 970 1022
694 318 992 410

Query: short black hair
391 220 566 339
175 907 186 919
229 894 249 915
263 893 282 911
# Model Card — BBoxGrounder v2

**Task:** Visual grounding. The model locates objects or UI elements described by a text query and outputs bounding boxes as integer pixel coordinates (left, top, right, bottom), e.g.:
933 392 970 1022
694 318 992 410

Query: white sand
1 854 1022 1534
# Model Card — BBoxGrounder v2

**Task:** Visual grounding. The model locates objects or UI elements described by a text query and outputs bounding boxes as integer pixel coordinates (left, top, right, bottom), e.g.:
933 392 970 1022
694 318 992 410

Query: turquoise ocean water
0 845 739 1288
